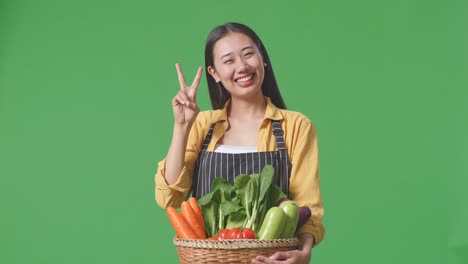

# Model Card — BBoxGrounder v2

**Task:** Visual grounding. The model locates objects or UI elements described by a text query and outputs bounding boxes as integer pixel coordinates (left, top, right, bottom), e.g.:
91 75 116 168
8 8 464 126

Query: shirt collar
264 97 284 121
211 96 283 123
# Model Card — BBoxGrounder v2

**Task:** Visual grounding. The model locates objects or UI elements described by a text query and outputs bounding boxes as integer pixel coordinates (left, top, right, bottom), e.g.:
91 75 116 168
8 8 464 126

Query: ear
207 66 221 82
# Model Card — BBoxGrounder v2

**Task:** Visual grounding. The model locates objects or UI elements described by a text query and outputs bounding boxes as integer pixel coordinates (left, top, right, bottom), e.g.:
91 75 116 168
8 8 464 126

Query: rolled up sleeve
155 159 194 209
288 119 325 246
154 117 204 209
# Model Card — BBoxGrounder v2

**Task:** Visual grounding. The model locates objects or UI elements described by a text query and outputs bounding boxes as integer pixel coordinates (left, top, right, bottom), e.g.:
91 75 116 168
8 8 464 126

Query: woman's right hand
172 63 203 126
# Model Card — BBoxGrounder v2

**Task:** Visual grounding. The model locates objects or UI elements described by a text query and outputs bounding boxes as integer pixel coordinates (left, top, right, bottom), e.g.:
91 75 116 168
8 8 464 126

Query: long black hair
204 22 287 110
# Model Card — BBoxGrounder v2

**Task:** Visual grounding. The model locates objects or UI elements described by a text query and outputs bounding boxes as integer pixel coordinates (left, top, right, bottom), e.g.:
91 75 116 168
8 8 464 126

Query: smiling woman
203 23 285 111
154 22 325 264
207 32 266 99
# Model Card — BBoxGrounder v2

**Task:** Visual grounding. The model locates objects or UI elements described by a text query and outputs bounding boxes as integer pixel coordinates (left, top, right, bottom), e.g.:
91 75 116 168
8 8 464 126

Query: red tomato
229 228 242 239
218 229 230 240
242 228 256 239
216 228 256 240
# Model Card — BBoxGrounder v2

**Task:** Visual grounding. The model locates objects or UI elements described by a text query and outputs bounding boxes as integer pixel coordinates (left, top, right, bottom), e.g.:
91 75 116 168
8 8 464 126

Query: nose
236 59 248 73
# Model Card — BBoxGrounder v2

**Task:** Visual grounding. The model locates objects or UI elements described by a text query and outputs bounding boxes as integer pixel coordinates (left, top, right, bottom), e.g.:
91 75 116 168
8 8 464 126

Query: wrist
170 123 192 150
297 233 314 252
173 123 192 134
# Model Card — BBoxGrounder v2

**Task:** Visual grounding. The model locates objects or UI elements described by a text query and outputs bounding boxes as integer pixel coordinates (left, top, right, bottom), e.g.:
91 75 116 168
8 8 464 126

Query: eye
244 52 253 57
223 59 234 64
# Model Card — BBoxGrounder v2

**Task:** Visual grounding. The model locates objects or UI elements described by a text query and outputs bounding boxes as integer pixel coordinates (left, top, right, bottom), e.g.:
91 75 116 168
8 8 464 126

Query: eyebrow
220 46 255 60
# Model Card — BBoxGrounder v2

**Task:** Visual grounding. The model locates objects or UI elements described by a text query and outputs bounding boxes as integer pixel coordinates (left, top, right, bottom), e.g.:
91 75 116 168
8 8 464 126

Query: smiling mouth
235 74 254 83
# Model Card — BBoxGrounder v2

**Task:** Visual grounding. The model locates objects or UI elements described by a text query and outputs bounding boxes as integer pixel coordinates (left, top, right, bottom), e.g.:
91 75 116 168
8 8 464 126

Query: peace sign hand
172 63 203 126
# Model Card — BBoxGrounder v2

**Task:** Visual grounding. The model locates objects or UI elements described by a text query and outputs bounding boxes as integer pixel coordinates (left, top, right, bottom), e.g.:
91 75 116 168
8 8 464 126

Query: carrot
166 207 198 239
188 197 205 231
181 201 206 239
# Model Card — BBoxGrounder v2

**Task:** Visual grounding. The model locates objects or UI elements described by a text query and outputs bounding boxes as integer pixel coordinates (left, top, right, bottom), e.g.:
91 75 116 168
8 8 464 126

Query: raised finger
190 66 203 88
175 63 187 90
189 66 203 101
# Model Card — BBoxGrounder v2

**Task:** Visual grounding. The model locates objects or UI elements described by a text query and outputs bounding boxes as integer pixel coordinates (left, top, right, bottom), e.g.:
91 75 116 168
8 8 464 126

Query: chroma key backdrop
0 0 465 263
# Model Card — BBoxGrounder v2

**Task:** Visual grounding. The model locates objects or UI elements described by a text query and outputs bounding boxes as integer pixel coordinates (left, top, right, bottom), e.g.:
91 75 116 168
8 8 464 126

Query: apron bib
192 120 292 199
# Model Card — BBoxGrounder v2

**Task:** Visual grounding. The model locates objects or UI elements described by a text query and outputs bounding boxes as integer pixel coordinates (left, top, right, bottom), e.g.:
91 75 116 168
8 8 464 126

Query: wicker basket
173 237 299 264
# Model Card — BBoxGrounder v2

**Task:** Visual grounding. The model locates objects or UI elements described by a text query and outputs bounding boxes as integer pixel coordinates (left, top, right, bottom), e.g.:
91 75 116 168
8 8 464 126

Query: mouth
235 73 255 87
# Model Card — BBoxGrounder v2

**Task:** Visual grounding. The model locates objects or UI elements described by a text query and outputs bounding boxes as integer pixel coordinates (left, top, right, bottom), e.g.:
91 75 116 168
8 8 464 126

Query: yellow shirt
155 97 325 246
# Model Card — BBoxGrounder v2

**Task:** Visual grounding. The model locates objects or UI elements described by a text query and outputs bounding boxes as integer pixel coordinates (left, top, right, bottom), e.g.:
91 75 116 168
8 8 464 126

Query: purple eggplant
295 206 311 235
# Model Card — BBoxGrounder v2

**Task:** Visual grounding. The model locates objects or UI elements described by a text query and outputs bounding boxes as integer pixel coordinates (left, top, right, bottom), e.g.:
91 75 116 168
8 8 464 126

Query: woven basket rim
173 237 299 250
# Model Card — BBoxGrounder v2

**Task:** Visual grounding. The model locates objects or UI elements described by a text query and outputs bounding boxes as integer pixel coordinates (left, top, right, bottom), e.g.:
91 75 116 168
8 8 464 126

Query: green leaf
198 188 221 206
231 196 242 205
226 211 247 229
212 177 233 192
201 202 219 237
267 185 287 207
213 177 235 202
249 175 259 202
258 165 274 202
220 201 243 216
234 174 251 193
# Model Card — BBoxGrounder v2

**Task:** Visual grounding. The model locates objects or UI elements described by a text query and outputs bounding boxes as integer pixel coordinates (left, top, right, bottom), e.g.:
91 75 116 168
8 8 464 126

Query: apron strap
201 123 216 152
271 120 286 150
272 120 290 197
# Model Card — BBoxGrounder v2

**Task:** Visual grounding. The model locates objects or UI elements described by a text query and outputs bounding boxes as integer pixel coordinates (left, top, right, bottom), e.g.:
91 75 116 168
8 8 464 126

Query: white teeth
236 74 253 82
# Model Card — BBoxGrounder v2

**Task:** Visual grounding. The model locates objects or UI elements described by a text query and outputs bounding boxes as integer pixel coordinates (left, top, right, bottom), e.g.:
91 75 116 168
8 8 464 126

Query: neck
228 93 267 120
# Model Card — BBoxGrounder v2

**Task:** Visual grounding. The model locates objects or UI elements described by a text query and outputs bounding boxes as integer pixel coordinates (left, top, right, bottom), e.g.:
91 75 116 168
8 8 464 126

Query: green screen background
1 0 465 263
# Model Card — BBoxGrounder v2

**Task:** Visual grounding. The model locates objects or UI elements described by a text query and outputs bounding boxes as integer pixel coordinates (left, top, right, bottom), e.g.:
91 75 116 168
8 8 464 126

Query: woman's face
208 32 265 100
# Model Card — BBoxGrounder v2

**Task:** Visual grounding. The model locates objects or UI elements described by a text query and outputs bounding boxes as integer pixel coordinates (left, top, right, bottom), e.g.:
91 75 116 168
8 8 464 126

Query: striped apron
192 120 292 199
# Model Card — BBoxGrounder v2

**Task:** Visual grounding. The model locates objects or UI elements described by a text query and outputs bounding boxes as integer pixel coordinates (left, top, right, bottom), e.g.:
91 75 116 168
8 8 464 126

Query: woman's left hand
252 249 311 264
252 233 314 264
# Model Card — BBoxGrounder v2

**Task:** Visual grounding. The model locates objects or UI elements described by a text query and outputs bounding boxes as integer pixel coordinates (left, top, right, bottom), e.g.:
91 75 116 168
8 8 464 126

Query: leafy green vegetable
199 165 286 237
226 211 246 229
201 201 218 238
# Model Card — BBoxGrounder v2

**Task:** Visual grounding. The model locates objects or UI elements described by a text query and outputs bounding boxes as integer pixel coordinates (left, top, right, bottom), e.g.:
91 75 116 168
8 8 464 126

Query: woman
155 22 325 263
